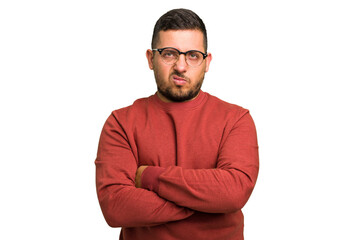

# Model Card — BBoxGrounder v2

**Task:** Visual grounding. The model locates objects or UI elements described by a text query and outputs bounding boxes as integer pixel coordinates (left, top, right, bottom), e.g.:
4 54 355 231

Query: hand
135 165 148 188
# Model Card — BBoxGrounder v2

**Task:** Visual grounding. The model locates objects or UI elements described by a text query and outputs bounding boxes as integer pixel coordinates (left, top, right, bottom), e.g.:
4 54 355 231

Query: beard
155 71 204 102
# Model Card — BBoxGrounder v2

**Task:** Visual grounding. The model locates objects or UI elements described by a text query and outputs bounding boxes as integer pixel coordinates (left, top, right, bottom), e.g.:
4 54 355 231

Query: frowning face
146 30 212 102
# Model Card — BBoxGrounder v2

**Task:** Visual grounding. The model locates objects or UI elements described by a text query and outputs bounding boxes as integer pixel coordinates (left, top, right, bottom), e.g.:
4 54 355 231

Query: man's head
146 9 212 102
151 8 208 52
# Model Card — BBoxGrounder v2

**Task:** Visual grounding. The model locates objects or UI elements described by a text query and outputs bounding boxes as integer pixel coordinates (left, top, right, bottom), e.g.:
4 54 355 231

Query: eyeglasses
152 47 208 67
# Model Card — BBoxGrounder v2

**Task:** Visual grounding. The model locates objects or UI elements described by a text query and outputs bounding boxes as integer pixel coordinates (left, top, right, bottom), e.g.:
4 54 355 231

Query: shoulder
205 93 257 136
112 96 151 116
205 92 249 119
106 96 152 126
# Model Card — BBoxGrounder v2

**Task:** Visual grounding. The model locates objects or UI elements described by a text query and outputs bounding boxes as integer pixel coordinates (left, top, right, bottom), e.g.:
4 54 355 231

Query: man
95 8 259 240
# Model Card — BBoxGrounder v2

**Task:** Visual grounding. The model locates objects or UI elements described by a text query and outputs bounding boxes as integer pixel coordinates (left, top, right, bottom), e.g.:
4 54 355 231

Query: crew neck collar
152 90 207 111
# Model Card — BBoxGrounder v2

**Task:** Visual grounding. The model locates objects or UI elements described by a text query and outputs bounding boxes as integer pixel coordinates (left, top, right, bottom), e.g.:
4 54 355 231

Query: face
146 30 212 102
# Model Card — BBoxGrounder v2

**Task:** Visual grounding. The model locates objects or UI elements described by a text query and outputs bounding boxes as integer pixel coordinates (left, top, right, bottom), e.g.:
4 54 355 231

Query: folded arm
95 112 194 228
137 112 259 213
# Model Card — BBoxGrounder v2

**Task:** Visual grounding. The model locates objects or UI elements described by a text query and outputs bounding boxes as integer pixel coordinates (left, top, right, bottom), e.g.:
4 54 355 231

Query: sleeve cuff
141 166 166 192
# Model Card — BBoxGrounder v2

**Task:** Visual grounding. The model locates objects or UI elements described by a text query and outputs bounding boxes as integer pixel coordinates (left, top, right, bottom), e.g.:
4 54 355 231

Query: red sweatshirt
95 91 259 240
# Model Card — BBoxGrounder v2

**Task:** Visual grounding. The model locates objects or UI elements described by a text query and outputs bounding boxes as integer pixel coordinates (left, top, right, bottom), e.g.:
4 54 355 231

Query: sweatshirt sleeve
141 112 259 214
95 112 194 228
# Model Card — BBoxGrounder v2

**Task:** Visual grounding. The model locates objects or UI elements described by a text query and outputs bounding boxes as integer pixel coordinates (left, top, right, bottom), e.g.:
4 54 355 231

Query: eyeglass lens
160 49 203 66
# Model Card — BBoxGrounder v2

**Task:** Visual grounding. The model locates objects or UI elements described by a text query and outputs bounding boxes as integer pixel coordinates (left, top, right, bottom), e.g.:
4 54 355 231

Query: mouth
172 75 187 86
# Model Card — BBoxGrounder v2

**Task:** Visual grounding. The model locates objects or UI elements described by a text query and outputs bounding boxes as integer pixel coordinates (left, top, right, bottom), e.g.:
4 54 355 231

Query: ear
146 49 154 70
205 52 212 72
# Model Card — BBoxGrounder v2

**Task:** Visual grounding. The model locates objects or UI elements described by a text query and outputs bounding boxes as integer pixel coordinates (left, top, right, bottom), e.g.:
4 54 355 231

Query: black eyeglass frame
152 47 208 66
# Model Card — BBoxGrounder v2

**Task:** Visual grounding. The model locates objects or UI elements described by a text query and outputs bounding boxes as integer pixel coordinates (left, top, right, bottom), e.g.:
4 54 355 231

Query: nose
174 54 187 72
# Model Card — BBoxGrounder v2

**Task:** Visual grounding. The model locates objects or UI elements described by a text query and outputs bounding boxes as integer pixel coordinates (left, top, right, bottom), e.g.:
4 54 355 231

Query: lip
172 75 187 85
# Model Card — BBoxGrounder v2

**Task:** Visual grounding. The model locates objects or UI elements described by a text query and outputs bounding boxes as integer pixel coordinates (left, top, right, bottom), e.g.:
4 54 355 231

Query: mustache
171 71 188 80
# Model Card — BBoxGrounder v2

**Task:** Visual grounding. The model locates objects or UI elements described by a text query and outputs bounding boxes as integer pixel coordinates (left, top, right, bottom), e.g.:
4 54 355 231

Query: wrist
141 166 166 192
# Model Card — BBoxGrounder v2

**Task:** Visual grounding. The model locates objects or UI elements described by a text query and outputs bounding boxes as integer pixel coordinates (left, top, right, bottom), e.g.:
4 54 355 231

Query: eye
162 49 177 58
187 51 201 60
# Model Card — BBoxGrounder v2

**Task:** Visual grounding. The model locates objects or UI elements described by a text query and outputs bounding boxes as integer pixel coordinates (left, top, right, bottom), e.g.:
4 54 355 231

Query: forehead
157 30 205 52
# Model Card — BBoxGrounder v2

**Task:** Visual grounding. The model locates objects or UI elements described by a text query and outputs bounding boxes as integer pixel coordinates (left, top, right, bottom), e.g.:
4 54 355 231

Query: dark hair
151 8 208 51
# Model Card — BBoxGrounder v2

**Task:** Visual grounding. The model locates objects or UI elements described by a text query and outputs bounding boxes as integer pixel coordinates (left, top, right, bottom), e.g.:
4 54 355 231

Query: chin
160 87 200 102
